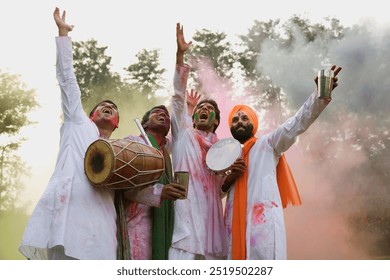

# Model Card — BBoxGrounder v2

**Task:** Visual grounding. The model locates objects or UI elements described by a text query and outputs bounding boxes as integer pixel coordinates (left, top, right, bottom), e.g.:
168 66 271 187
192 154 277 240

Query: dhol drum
84 139 164 190
206 137 242 176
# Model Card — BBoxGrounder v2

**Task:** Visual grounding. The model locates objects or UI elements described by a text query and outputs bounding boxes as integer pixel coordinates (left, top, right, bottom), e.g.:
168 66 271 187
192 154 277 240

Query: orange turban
228 104 259 133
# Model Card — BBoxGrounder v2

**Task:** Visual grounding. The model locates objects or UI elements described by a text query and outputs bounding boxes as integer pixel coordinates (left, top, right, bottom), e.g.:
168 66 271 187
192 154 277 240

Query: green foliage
0 71 38 135
124 48 167 98
0 71 37 212
188 29 237 93
0 147 29 212
73 39 122 103
73 42 166 140
237 16 345 115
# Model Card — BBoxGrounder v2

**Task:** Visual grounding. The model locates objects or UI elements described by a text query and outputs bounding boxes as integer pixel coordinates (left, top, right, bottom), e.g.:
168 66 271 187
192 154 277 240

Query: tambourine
206 137 242 176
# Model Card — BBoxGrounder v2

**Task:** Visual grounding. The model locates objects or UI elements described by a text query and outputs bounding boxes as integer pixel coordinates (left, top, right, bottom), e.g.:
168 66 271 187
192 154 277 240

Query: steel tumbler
174 171 189 199
318 69 334 100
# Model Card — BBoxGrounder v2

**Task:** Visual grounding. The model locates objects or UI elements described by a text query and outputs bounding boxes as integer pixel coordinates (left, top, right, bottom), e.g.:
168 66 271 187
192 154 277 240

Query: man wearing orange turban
223 65 342 260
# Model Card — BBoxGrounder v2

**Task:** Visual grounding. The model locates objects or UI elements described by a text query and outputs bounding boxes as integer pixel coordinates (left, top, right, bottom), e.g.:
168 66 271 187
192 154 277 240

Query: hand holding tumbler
174 171 189 199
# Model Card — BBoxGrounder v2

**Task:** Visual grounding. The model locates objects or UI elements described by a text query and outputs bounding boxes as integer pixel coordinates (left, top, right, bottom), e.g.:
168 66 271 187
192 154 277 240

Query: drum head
84 140 115 185
206 138 242 172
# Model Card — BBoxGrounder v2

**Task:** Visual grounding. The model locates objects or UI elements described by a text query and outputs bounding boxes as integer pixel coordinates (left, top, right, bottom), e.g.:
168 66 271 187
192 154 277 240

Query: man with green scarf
123 105 186 259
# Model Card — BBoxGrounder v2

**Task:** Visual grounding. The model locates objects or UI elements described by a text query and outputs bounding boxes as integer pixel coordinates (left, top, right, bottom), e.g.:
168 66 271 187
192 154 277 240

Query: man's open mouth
199 112 208 120
103 108 112 115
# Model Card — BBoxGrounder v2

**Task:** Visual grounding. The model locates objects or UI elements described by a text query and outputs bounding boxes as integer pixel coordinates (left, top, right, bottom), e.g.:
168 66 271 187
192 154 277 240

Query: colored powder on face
90 110 118 128
194 112 199 122
207 111 215 125
111 115 119 128
90 110 99 122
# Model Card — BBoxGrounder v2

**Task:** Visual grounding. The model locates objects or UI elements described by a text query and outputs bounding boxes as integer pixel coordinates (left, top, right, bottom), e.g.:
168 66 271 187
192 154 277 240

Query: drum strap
115 190 132 260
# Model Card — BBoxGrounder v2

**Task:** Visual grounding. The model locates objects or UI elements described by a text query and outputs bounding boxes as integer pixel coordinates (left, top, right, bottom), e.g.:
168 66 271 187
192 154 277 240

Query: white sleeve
55 36 85 123
268 91 329 155
171 64 192 141
124 183 164 207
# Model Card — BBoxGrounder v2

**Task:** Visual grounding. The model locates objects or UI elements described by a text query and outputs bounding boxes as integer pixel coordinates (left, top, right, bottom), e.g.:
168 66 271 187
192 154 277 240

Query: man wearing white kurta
223 65 342 259
19 8 118 260
168 23 227 260
19 8 166 260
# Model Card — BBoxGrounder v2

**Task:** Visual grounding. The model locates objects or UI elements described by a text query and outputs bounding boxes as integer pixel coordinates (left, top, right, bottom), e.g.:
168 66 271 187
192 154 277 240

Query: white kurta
224 91 329 260
19 37 117 260
169 65 227 259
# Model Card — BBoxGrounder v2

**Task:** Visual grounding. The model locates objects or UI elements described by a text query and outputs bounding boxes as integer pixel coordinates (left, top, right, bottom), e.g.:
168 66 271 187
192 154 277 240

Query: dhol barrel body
84 139 164 190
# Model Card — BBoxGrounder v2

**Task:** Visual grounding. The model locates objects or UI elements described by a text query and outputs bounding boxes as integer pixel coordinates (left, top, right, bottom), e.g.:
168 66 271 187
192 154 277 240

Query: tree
0 71 38 212
237 19 285 127
124 48 167 99
73 39 123 108
188 29 238 95
0 72 38 135
0 143 29 212
73 41 167 138
237 16 345 127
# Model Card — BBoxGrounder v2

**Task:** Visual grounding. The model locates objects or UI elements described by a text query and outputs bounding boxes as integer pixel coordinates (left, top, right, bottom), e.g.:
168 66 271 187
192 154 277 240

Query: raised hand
176 22 192 65
314 64 342 91
186 89 201 114
53 7 74 36
176 23 192 54
330 65 342 90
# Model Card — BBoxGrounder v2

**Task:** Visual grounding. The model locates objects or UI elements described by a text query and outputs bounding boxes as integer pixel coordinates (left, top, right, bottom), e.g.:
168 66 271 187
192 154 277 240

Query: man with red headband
19 8 120 260
223 65 342 260
168 23 228 260
20 8 164 260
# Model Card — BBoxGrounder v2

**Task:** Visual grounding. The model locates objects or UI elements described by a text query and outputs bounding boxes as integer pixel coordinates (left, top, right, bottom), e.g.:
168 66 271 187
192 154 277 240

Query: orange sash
231 136 257 260
231 143 301 260
277 154 302 208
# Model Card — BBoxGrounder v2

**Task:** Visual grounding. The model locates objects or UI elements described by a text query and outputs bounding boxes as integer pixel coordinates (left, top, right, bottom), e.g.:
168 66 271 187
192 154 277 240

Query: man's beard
147 121 170 137
230 124 253 143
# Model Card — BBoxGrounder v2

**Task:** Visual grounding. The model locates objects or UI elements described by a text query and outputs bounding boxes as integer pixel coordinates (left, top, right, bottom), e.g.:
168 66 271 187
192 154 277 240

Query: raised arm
270 65 342 155
54 7 85 123
171 23 192 140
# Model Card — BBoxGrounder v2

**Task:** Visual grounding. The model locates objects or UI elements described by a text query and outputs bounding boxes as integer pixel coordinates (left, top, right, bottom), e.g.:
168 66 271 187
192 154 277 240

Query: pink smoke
194 58 245 139
191 57 377 260
284 116 370 259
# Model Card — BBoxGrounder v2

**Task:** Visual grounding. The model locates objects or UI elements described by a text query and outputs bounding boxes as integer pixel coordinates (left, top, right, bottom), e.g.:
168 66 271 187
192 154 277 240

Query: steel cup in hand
174 171 189 199
318 69 334 100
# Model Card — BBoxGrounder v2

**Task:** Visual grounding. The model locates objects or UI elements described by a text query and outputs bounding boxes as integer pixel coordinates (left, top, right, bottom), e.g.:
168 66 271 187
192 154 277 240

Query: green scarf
149 135 175 260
